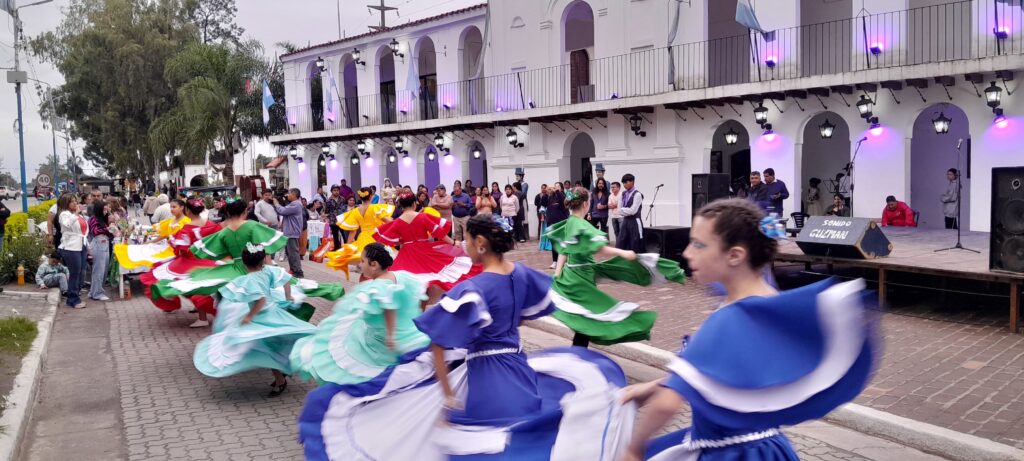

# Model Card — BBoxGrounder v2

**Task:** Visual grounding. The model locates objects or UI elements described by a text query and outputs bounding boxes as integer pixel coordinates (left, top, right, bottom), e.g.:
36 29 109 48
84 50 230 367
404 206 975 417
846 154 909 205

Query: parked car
0 187 20 200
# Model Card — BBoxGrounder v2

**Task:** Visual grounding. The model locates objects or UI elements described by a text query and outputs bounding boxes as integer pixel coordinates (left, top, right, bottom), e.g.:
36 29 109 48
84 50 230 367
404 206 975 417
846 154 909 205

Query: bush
4 200 55 244
0 234 49 284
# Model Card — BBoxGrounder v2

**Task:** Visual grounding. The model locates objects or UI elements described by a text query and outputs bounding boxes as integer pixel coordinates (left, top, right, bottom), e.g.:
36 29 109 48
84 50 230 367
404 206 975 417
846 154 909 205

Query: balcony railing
283 0 1021 136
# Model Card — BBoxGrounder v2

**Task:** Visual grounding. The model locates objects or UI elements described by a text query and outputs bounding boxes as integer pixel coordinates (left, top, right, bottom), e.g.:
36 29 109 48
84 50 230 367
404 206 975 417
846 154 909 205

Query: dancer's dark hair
241 246 266 269
564 186 590 211
223 198 248 217
396 192 416 209
466 214 516 254
694 198 777 269
362 242 394 270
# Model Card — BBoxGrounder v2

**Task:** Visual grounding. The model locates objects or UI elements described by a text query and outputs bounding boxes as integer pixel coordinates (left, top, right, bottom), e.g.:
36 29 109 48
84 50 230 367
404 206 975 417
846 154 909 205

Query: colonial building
271 0 1024 232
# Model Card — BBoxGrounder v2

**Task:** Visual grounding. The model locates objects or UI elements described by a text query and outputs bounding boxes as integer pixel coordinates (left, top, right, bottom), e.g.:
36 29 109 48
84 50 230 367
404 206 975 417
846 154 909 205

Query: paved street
18 246 1019 460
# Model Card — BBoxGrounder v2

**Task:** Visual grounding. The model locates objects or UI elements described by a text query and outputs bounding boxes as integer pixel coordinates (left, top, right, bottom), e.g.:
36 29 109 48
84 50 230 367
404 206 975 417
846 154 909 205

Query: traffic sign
36 173 51 187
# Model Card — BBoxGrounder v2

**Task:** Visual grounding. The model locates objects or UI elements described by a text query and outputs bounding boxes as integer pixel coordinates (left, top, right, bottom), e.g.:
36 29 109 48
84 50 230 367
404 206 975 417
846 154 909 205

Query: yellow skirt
113 241 176 270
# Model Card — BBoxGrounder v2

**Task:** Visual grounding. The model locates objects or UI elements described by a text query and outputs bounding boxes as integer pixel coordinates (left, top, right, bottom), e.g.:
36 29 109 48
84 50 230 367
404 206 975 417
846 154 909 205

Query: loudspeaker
795 216 893 259
645 226 689 268
692 174 731 213
991 167 1024 273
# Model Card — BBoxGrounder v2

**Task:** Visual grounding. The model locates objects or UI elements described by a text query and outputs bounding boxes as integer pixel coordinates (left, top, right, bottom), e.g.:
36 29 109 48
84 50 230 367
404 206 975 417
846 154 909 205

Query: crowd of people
33 169 881 460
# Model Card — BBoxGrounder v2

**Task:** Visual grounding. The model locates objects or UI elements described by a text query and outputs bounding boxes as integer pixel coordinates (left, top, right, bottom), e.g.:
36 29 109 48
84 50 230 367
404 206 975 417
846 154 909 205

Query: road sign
36 173 51 187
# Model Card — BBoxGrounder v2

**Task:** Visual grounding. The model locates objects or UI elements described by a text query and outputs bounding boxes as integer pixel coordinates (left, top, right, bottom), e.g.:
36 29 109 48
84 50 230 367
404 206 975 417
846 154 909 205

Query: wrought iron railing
282 0 1020 136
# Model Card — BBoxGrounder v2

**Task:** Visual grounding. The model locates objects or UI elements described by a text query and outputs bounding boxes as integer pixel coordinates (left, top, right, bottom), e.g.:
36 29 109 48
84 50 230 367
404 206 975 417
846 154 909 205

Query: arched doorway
316 154 328 191
378 47 397 124
568 132 596 189
417 37 438 120
711 120 751 194
468 141 487 188
424 146 441 190
341 54 359 128
911 104 970 229
801 112 851 215
189 175 208 187
348 152 363 191
307 61 324 131
385 147 400 188
563 1 594 104
459 26 484 115
707 0 749 86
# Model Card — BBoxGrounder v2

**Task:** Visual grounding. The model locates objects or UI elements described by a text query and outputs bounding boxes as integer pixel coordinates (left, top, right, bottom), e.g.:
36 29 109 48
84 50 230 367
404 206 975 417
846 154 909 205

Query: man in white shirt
150 194 172 224
254 190 283 262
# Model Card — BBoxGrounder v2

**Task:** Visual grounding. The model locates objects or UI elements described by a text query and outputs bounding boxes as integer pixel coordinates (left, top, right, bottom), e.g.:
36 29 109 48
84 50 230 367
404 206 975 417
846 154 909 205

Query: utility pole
367 0 397 32
4 0 55 211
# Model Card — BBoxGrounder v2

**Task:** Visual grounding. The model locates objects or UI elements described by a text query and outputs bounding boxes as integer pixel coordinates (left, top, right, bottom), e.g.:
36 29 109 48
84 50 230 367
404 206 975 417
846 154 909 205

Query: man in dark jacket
534 184 549 238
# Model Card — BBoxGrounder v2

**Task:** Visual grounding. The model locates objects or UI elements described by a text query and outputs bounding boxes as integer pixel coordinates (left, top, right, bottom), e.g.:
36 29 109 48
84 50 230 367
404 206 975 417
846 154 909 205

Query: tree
150 39 276 184
183 0 244 44
29 0 199 178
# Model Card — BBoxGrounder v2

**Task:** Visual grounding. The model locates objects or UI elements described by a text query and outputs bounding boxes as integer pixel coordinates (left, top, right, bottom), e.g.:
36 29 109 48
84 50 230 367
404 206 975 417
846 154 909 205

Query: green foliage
0 317 39 357
3 200 55 244
0 234 50 285
182 0 244 45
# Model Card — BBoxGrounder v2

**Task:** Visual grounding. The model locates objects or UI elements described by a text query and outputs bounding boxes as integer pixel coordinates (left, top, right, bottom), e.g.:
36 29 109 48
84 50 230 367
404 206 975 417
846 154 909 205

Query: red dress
373 213 481 291
139 220 222 314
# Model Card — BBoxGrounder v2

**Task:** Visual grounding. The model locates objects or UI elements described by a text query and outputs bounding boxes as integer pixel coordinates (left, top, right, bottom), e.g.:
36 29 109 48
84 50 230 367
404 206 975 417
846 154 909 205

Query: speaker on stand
991 167 1024 273
692 174 731 213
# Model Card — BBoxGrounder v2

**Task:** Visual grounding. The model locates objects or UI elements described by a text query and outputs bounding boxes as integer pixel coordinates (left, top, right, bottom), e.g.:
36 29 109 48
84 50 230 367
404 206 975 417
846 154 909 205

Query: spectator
489 182 502 204
546 183 569 268
499 184 520 230
515 168 529 198
589 177 609 233
592 163 606 191
827 194 850 217
56 194 87 309
762 168 790 216
747 171 770 212
255 189 280 229
475 186 496 215
451 182 474 242
617 174 645 253
150 194 172 224
805 177 824 216
88 201 114 301
381 178 398 203
881 195 916 227
534 184 550 238
513 182 528 243
464 179 474 194
37 253 69 294
563 180 572 191
0 200 8 252
142 193 159 221
275 188 305 277
209 195 226 223
415 191 430 212
312 186 327 205
941 168 960 229
339 179 354 202
608 181 622 242
369 185 380 204
430 184 454 222
325 185 343 243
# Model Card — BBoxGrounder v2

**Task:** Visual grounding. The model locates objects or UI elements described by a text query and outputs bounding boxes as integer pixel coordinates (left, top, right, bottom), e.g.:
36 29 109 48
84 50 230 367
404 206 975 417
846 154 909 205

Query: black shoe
268 380 288 397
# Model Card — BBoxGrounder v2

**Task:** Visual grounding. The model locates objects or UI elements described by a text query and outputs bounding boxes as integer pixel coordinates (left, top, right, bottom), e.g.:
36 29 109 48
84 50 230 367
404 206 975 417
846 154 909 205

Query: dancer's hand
442 395 463 411
620 380 659 405
622 250 638 261
240 313 254 325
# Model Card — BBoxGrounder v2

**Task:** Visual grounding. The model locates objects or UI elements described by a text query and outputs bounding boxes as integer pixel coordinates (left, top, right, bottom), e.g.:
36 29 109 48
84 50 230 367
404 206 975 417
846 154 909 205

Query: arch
416 36 439 120
800 112 851 215
189 174 208 187
566 132 596 189
377 46 397 124
562 0 595 104
424 146 441 190
385 147 401 189
347 151 362 191
710 120 751 194
911 103 970 229
306 61 325 131
339 53 360 128
467 140 488 188
458 26 485 115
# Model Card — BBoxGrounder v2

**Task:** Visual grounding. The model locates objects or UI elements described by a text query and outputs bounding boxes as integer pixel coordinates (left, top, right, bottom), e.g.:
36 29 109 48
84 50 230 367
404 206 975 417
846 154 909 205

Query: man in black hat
591 163 606 193
617 173 645 253
514 168 529 241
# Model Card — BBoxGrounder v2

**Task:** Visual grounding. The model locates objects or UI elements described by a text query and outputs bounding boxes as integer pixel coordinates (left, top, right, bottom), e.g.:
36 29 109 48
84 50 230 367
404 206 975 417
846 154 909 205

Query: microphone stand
848 137 866 213
936 141 978 253
646 184 662 227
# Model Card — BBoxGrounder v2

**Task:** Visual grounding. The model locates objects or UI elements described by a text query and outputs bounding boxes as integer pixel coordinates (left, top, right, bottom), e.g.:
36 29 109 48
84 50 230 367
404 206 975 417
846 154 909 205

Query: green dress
150 220 345 301
546 215 685 345
290 271 430 384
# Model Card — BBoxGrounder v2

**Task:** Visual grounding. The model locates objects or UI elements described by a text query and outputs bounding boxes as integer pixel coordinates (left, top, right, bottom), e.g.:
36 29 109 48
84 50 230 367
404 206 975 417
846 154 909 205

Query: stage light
762 123 775 141
985 81 1003 108
765 56 777 68
856 95 874 119
932 112 951 134
995 25 1010 40
724 128 739 145
869 42 883 55
819 118 836 139
869 118 883 136
994 108 1008 128
754 104 768 125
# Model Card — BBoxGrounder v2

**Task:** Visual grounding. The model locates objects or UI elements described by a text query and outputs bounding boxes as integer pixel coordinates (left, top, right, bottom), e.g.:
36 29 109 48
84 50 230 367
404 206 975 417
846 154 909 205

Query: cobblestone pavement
90 257 947 460
495 244 1024 449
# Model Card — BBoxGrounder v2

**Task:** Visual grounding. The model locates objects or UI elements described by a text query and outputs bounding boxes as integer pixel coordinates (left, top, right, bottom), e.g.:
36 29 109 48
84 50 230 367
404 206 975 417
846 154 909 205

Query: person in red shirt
881 195 916 227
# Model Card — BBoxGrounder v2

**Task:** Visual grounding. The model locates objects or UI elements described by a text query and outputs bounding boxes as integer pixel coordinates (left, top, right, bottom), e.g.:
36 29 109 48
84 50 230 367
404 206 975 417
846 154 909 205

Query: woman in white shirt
56 193 88 308
499 184 520 227
607 181 623 243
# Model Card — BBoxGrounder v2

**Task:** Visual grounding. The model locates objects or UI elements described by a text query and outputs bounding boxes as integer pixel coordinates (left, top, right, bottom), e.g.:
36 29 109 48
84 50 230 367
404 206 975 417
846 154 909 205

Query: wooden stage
774 228 1024 333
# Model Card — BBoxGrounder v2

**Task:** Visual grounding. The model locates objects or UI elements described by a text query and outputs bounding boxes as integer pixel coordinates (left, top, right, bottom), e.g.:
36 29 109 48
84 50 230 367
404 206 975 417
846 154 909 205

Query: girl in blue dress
617 198 878 461
193 243 318 397
298 214 636 460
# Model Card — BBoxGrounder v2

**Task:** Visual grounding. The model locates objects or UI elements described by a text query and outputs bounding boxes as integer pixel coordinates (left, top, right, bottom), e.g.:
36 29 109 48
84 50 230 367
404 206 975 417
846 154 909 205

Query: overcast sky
0 0 481 185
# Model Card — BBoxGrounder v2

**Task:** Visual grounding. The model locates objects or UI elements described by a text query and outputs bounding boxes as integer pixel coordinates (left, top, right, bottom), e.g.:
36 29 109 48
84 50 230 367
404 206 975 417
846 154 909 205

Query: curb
0 288 58 461
523 317 1024 461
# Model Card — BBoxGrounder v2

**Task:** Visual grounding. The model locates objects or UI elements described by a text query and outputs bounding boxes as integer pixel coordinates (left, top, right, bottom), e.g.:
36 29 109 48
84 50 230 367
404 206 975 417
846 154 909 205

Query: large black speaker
692 174 731 213
991 167 1024 273
645 226 689 269
795 216 893 259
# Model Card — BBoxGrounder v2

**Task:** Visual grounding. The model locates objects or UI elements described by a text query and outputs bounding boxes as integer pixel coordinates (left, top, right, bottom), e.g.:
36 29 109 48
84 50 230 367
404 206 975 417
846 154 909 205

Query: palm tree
150 39 268 185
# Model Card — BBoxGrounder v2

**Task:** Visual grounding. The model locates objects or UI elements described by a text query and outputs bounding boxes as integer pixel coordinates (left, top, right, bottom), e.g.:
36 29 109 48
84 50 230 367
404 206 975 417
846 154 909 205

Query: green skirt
151 260 346 302
551 255 685 345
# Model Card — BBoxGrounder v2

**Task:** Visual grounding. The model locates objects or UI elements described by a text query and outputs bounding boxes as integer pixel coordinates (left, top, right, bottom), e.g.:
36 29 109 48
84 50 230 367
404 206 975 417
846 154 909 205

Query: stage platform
775 227 1024 333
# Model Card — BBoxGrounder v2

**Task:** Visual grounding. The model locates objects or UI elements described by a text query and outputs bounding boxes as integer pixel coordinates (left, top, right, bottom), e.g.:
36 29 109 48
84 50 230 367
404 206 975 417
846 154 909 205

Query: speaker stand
935 143 978 254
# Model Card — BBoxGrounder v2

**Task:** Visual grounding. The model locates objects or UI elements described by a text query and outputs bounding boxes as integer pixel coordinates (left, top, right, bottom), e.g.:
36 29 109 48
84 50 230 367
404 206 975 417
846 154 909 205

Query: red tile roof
280 3 487 60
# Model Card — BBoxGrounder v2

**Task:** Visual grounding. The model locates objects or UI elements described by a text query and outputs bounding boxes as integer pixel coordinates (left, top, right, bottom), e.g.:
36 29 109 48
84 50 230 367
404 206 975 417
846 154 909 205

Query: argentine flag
262 79 275 127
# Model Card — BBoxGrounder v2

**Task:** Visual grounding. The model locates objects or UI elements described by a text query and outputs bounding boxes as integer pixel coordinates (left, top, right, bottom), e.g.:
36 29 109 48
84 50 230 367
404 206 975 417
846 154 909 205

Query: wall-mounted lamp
724 128 739 145
985 81 1003 109
856 95 874 119
289 145 298 157
754 103 768 126
628 114 647 137
315 56 326 72
350 153 360 165
393 137 405 152
819 118 836 139
320 143 331 155
389 38 404 58
356 139 366 153
932 112 951 134
507 128 524 147
352 48 365 66
433 133 447 151
387 151 397 163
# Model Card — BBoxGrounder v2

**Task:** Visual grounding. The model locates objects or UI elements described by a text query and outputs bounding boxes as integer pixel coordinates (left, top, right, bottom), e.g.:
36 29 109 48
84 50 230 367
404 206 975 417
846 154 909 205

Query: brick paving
497 243 1024 450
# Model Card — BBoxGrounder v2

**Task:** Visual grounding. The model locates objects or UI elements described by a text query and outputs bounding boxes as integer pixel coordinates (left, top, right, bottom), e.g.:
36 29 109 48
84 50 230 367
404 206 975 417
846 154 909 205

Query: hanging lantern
724 128 739 145
427 151 437 161
932 112 951 134
818 118 836 139
753 104 768 125
985 81 1003 108
472 148 481 159
856 95 874 118
321 143 331 155
356 140 366 152
434 133 445 149
315 56 325 71
393 137 404 151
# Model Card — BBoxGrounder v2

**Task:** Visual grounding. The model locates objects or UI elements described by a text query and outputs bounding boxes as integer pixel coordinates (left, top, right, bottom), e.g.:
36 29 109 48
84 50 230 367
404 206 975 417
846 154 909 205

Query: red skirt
139 256 218 315
389 241 482 291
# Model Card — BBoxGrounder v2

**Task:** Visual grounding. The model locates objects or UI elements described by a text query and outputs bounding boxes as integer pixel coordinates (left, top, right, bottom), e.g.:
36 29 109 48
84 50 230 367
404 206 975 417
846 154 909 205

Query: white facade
272 0 1024 232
